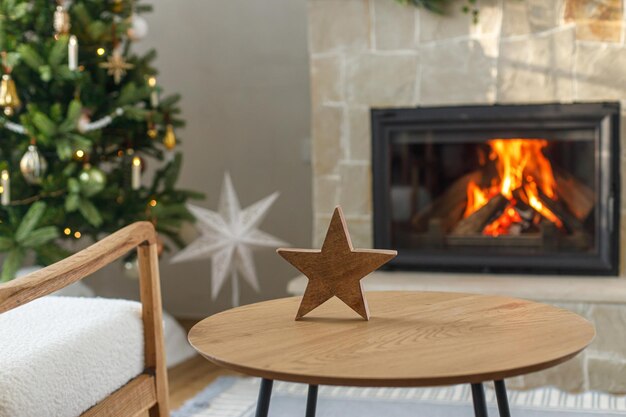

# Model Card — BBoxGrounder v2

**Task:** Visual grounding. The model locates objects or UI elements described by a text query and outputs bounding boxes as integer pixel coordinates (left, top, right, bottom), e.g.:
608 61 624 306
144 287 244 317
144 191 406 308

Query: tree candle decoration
1 170 10 206
131 156 141 190
68 35 78 71
148 76 159 108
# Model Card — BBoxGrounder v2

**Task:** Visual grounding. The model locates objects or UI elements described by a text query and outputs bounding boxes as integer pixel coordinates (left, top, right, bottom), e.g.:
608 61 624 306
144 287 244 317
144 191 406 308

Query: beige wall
88 0 312 318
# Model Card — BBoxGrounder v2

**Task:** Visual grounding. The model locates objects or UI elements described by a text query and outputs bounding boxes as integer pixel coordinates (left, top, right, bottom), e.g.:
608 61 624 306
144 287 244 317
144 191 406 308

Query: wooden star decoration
277 206 397 321
99 48 134 84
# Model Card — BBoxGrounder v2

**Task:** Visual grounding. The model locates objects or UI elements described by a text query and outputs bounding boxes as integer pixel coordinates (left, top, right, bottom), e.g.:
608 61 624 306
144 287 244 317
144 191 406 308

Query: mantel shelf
287 271 626 305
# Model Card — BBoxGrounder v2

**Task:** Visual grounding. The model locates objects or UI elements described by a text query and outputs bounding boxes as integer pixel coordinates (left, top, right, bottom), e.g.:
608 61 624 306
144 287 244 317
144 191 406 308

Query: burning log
452 194 507 235
535 188 584 233
412 170 481 232
541 220 558 250
555 169 595 221
511 188 535 231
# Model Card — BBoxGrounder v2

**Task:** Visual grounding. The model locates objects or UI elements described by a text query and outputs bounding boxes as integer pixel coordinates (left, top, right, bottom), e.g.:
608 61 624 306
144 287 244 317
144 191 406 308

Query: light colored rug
173 377 626 417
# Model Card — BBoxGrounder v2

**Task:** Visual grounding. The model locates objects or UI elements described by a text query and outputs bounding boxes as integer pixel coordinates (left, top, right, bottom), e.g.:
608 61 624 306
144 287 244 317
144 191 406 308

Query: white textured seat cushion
0 296 144 417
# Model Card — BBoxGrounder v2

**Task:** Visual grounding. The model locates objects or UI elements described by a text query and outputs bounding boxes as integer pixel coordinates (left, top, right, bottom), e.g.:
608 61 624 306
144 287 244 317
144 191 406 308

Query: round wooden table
189 291 595 417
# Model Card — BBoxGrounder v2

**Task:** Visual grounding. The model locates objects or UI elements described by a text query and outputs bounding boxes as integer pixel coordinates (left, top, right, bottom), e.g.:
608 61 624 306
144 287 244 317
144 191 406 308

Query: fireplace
372 103 620 275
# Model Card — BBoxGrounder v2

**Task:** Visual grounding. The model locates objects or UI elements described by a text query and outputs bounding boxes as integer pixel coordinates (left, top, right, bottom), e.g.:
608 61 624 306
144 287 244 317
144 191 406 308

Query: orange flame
463 138 562 236
463 180 489 218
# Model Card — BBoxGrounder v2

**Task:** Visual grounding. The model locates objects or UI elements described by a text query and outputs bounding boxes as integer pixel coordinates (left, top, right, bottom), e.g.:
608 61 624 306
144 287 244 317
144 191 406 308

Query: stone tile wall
307 0 626 393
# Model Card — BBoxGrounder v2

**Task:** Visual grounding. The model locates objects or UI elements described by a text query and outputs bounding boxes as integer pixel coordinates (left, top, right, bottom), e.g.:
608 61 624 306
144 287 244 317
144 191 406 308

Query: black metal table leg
255 378 274 417
306 385 318 417
494 380 511 417
471 383 489 417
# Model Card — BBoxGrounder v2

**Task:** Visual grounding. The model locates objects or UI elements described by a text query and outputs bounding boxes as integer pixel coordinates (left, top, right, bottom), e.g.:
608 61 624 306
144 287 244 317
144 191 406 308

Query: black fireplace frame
372 102 620 275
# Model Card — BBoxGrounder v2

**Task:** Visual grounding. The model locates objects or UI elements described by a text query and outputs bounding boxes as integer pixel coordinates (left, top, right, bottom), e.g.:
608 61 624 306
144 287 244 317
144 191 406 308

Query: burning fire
463 138 563 236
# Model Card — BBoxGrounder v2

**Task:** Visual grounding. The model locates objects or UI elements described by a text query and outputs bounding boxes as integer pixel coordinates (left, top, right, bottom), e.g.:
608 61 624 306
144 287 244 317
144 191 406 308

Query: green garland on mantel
396 0 479 22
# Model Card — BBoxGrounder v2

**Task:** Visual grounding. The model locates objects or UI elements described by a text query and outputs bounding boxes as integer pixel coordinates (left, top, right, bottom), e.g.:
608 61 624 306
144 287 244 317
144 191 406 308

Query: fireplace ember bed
372 103 620 275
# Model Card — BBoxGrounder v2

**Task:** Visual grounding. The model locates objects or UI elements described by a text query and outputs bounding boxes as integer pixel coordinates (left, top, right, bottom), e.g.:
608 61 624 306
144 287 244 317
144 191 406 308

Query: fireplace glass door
372 103 620 275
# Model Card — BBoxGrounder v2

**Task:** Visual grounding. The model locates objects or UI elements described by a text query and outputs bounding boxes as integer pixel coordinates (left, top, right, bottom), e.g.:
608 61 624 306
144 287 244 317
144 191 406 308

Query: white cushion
0 296 144 417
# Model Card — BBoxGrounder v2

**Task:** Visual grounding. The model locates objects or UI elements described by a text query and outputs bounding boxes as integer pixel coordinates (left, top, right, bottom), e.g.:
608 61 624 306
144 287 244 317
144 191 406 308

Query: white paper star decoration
171 173 288 306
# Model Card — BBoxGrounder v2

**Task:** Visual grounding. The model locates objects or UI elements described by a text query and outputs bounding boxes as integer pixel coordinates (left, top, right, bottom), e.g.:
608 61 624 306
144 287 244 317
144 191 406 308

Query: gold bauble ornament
20 144 48 185
146 117 157 138
163 124 176 150
53 5 71 35
0 74 21 116
112 0 124 13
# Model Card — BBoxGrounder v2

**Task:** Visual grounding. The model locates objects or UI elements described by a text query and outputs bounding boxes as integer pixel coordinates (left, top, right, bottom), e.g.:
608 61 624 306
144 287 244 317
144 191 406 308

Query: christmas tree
0 0 202 281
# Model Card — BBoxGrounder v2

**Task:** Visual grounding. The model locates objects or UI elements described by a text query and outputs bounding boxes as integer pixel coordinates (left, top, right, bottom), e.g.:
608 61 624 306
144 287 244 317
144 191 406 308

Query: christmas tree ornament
278 206 397 320
1 169 10 206
77 111 91 133
78 164 106 196
147 123 157 139
171 173 287 307
131 156 141 190
148 76 159 107
20 144 48 184
146 113 157 138
164 124 176 150
99 47 134 84
127 14 149 41
68 35 78 70
112 0 124 14
53 3 71 36
0 74 21 116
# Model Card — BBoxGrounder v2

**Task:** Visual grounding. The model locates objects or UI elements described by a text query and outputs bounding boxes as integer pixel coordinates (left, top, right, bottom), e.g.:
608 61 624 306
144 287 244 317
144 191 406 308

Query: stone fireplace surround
293 0 626 393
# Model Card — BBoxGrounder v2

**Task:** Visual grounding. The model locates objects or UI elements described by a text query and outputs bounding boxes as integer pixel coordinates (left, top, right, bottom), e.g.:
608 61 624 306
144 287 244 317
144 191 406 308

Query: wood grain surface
277 206 396 320
189 291 594 387
81 375 156 417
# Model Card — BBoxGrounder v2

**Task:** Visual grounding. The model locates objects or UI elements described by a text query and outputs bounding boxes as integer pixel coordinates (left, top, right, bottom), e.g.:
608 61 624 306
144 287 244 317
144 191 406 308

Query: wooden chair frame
0 221 169 417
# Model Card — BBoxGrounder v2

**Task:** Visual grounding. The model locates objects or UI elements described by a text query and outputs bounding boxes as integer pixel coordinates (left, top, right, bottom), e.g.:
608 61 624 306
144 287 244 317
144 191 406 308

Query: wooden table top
188 291 595 387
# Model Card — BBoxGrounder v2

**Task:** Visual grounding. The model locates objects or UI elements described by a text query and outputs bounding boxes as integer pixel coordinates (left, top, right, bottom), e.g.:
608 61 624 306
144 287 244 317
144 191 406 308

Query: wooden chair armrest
0 221 156 314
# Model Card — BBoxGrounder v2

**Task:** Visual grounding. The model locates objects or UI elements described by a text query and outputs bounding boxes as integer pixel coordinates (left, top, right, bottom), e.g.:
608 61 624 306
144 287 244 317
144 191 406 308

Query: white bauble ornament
20 144 48 184
128 15 148 41
77 112 91 133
